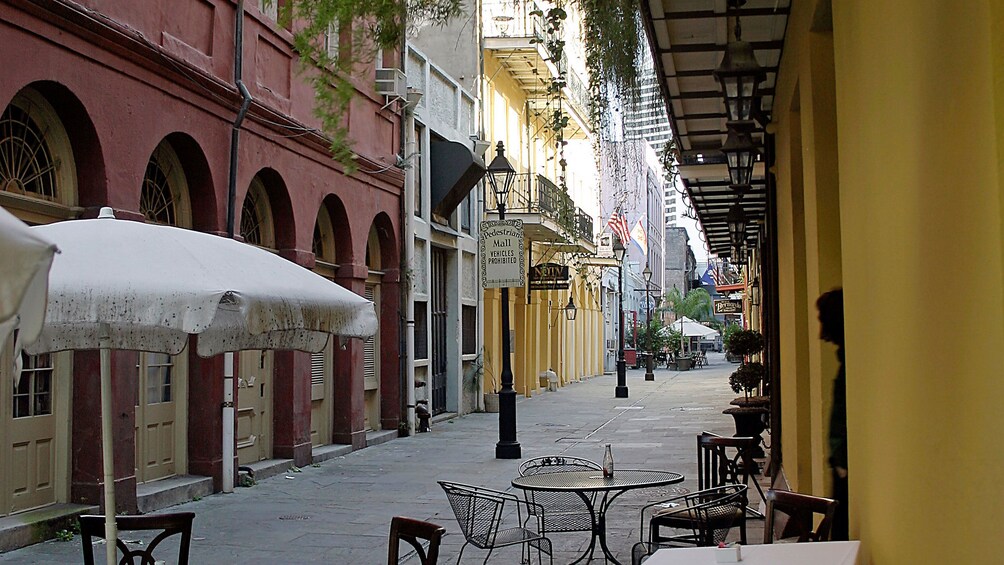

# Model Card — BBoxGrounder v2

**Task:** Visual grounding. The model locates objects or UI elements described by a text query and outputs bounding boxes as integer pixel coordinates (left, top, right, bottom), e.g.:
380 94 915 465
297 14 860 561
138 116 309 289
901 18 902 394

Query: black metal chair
387 516 446 565
698 431 767 516
639 484 748 548
79 512 195 565
438 481 552 565
517 456 600 536
763 489 839 543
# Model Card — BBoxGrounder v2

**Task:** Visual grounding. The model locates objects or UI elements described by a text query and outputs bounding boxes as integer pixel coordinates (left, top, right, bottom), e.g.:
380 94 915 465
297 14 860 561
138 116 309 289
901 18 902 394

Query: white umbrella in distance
0 205 57 370
26 208 377 565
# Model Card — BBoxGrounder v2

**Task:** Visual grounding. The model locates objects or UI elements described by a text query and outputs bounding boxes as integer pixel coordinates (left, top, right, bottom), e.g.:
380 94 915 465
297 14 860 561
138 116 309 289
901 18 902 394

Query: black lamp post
486 141 520 459
613 236 628 398
642 264 655 381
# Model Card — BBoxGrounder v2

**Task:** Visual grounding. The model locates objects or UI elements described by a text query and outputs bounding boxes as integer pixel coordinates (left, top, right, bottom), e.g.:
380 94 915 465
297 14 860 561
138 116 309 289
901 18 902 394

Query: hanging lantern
721 127 759 190
727 203 746 249
486 141 516 209
714 0 766 128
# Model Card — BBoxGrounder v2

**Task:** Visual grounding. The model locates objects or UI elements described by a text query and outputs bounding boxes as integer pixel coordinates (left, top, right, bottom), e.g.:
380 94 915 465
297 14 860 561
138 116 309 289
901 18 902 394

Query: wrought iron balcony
486 172 594 252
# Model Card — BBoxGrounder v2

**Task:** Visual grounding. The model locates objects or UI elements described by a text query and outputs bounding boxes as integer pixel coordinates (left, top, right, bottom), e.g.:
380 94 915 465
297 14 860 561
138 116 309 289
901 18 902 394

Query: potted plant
723 329 768 447
479 350 500 413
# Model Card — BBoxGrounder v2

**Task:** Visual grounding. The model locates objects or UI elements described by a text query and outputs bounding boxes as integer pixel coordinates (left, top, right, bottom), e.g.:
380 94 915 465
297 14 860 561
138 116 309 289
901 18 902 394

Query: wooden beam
652 7 791 21
658 40 784 54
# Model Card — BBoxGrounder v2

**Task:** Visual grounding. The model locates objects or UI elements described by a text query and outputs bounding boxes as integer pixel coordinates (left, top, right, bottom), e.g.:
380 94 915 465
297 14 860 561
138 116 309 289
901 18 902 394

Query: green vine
276 0 463 171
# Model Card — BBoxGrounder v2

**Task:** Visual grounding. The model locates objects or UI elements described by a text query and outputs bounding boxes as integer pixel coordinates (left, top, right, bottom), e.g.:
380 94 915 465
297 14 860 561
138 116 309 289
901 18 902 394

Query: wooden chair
763 489 839 543
698 431 767 517
438 481 552 564
388 516 446 565
639 484 748 548
79 512 194 565
517 456 600 535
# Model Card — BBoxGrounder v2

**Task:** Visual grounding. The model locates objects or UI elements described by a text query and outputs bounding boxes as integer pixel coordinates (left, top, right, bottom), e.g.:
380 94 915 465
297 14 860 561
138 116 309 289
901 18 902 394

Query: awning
430 139 486 218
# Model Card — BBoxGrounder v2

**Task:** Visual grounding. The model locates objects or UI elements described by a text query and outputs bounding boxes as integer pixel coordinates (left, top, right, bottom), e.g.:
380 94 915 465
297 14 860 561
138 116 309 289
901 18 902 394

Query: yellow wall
482 51 604 400
769 0 1004 561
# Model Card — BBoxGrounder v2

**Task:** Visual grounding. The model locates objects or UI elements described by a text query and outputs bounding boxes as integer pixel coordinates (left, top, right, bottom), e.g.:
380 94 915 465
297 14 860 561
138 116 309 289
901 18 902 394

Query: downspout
476 0 486 411
401 35 417 436
223 0 253 495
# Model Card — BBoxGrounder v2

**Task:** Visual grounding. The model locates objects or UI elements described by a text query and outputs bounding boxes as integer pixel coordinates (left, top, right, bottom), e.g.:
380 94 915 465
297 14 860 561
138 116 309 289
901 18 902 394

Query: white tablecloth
645 541 860 565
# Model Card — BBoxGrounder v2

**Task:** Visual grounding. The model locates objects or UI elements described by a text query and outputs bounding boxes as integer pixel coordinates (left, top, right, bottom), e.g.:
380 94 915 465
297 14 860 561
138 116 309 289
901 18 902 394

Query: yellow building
480 1 604 398
644 0 1004 561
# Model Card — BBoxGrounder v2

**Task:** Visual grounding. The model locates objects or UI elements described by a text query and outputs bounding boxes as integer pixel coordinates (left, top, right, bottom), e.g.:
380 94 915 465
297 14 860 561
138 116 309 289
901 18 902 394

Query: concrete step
136 474 214 514
0 503 97 552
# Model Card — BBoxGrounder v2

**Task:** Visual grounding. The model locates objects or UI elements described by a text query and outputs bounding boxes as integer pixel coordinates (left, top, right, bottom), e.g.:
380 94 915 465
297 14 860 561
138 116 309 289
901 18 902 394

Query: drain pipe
401 35 418 436
223 0 253 494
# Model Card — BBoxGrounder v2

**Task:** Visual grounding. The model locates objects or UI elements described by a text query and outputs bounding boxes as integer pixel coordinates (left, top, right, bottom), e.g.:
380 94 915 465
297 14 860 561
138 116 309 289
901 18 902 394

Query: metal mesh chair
79 512 194 565
517 456 601 534
388 516 446 565
763 489 839 543
438 481 552 565
640 484 748 548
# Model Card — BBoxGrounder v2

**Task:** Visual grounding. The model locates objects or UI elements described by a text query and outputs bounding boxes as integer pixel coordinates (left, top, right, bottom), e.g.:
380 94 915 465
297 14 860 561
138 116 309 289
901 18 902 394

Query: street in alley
0 354 762 564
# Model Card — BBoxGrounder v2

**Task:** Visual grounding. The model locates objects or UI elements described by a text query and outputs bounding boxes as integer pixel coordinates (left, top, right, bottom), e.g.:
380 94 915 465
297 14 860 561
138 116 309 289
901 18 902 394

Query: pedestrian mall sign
480 219 525 288
714 298 743 314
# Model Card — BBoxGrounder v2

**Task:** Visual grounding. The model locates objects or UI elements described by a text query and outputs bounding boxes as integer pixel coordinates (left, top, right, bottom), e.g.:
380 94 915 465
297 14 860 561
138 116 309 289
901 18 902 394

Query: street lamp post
643 264 655 381
613 237 628 398
486 141 521 459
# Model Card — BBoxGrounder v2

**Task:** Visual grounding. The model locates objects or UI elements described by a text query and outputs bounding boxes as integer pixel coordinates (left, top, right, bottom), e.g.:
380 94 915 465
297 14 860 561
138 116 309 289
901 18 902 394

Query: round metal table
512 469 684 564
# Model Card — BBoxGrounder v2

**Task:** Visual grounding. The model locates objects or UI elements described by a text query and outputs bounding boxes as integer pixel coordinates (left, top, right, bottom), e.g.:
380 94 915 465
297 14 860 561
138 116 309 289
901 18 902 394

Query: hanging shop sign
529 262 570 291
480 219 525 288
714 298 744 314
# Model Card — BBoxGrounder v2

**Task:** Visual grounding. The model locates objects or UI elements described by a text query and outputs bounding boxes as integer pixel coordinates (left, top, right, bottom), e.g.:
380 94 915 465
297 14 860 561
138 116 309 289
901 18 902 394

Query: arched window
0 88 77 221
140 142 191 227
241 176 275 248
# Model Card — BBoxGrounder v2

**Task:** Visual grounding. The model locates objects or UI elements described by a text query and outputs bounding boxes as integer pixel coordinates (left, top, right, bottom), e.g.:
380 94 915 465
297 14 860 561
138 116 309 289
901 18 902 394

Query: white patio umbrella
0 206 57 363
25 208 377 565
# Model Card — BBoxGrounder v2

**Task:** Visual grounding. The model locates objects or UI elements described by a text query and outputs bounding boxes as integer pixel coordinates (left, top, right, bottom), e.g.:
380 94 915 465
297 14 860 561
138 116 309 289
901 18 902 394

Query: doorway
237 349 273 464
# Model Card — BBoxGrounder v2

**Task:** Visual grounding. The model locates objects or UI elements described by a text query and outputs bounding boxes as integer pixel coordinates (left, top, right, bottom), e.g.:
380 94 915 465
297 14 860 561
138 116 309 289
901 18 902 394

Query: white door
363 283 380 431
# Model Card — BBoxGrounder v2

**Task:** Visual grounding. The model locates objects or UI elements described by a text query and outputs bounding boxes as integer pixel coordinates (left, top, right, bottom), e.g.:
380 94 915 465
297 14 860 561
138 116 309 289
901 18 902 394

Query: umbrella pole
99 323 117 565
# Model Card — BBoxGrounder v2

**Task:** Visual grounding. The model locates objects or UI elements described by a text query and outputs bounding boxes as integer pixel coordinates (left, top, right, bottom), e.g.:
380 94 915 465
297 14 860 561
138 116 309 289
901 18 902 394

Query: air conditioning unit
375 67 407 98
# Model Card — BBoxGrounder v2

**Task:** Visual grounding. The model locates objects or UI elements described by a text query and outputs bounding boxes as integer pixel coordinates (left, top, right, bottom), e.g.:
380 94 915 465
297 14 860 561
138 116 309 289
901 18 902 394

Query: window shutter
311 352 325 387
363 284 377 380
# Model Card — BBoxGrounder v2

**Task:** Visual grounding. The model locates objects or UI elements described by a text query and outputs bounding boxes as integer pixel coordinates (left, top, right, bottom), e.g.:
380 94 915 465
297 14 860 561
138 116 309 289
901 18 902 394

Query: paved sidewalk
0 353 761 564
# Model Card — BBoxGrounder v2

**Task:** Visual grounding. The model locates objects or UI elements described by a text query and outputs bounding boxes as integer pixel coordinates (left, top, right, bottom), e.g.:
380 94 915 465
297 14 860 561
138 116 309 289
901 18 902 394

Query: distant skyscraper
624 67 679 229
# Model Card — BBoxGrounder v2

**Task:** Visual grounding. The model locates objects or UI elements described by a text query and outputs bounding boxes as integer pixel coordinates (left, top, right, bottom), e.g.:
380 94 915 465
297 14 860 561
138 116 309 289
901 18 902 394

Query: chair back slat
79 512 195 565
763 489 839 543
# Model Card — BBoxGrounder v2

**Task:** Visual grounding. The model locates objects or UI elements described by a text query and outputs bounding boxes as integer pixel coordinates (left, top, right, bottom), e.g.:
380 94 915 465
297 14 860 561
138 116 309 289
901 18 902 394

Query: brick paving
0 352 766 564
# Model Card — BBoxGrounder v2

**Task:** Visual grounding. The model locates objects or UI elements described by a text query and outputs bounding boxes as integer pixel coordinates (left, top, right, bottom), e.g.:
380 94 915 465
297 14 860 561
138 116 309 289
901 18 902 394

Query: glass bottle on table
602 444 614 478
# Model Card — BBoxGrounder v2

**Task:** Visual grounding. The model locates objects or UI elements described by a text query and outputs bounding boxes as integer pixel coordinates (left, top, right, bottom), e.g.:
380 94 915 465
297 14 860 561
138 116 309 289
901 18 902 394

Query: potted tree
723 329 769 446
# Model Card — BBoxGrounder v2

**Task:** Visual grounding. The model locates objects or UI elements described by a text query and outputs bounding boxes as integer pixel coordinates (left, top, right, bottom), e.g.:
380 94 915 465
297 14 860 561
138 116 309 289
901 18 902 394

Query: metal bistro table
512 469 684 565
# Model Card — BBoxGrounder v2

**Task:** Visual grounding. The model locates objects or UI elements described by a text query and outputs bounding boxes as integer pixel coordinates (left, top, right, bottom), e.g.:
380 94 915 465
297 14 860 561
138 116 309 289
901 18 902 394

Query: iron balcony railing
483 1 546 40
487 172 593 244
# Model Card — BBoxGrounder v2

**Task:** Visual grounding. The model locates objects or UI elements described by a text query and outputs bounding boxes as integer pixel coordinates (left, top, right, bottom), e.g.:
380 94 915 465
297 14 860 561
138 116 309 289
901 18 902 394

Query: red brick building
0 0 404 524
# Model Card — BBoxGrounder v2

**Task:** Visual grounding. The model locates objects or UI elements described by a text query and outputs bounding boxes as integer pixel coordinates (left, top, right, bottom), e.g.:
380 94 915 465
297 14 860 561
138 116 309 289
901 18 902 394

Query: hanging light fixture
564 294 577 321
727 203 746 250
714 0 766 129
721 126 759 190
612 236 626 262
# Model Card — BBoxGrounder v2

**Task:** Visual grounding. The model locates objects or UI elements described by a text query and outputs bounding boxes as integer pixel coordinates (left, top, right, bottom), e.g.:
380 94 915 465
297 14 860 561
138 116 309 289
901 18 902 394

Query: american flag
607 210 630 244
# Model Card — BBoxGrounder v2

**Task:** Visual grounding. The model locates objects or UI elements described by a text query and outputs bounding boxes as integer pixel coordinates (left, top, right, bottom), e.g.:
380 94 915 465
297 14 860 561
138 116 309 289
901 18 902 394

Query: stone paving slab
0 353 765 564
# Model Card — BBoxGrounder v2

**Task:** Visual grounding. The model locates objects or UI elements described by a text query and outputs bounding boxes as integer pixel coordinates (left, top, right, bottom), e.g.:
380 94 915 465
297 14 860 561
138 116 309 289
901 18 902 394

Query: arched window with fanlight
240 177 275 249
140 141 192 228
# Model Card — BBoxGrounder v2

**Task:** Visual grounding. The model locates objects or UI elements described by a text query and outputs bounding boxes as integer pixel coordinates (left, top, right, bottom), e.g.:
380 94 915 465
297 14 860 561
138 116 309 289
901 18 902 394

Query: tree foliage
725 329 763 358
276 0 463 169
636 318 677 355
729 361 764 399
664 287 714 321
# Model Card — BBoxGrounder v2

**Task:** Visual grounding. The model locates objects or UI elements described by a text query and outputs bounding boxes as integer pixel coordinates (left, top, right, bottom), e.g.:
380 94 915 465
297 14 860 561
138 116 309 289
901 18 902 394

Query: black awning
430 139 486 218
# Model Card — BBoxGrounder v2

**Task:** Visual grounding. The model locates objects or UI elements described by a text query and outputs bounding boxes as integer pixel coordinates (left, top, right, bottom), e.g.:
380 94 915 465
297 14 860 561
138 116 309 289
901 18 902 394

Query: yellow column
833 1 1003 561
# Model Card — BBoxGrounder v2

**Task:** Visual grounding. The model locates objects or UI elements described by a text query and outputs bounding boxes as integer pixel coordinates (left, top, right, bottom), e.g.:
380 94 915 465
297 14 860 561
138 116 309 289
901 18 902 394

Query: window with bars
13 353 52 418
415 301 428 360
462 305 477 355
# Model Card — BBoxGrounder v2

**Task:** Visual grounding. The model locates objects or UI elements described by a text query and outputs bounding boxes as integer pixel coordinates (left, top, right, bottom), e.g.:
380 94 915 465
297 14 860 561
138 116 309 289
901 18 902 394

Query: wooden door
4 352 58 514
309 340 333 446
134 350 187 483
237 350 273 464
